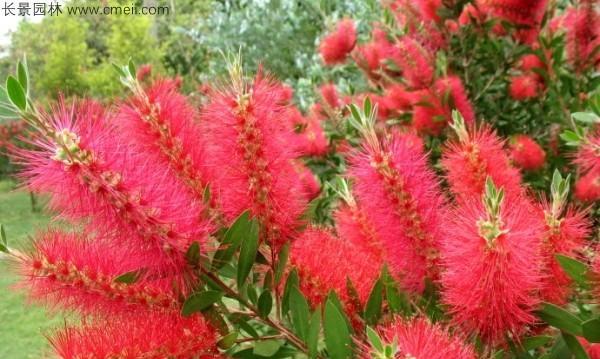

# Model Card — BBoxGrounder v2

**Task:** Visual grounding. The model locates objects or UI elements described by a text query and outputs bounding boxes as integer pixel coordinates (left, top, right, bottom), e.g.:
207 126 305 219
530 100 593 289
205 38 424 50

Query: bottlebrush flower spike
440 178 544 344
290 227 380 317
199 61 307 245
509 74 542 100
574 131 600 175
18 229 179 314
319 19 357 65
333 179 385 260
49 311 220 359
389 36 434 89
538 171 590 304
116 79 211 204
410 76 475 135
347 99 446 293
510 134 546 171
320 83 341 110
368 318 476 359
563 5 600 72
575 169 600 202
476 0 548 43
13 100 211 268
443 112 523 201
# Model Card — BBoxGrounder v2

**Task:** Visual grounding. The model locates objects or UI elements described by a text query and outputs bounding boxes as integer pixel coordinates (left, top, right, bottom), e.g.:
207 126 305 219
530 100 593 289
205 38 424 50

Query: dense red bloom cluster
574 131 600 202
442 124 522 201
441 192 545 344
509 74 542 100
200 74 308 245
319 19 357 65
562 5 600 72
349 131 446 292
15 101 212 274
19 230 178 314
0 119 27 148
510 134 546 171
374 318 476 359
538 202 590 304
476 0 548 43
289 227 380 317
50 312 220 359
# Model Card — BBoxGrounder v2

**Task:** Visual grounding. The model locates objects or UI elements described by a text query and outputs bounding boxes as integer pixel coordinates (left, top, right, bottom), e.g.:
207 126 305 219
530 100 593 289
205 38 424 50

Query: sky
0 1 53 51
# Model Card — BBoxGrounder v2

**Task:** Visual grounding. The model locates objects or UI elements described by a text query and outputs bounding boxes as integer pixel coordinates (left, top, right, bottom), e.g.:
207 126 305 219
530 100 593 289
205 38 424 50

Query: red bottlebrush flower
519 54 544 72
390 36 434 89
136 64 152 81
371 318 476 359
435 75 475 124
476 0 548 43
575 170 600 202
49 311 220 359
440 181 545 344
383 84 412 114
510 134 546 171
291 160 320 201
349 130 446 293
13 101 211 269
563 6 600 72
574 131 600 175
319 19 357 65
116 80 210 202
199 74 307 245
581 339 600 359
290 228 380 317
412 96 448 135
509 74 541 100
442 123 523 201
18 230 178 314
320 83 341 109
410 76 475 136
538 202 590 304
459 3 483 25
414 0 443 23
275 83 294 105
297 115 328 156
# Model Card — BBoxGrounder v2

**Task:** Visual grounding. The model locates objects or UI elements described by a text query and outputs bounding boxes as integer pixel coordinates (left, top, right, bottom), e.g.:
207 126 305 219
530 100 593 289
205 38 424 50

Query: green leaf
382 267 411 315
572 112 600 124
185 241 201 267
289 286 310 339
555 254 588 286
253 340 282 357
217 331 238 349
366 326 384 353
6 76 26 111
257 291 273 318
127 58 137 79
113 269 142 284
0 87 19 119
0 224 6 247
583 318 600 343
562 332 590 359
237 217 259 287
324 296 352 359
537 302 583 336
212 210 252 270
181 290 223 317
522 336 553 351
282 269 299 314
17 59 28 94
364 278 383 325
274 242 289 285
560 130 582 146
307 306 321 358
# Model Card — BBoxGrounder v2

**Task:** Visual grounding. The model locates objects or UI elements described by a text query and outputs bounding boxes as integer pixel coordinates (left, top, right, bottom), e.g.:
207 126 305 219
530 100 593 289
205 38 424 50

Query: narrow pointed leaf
181 290 223 316
6 76 26 111
237 218 259 287
324 296 352 359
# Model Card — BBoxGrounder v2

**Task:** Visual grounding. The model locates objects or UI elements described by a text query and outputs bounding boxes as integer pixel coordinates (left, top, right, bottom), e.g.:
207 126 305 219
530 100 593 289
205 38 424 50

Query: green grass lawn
0 179 62 358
